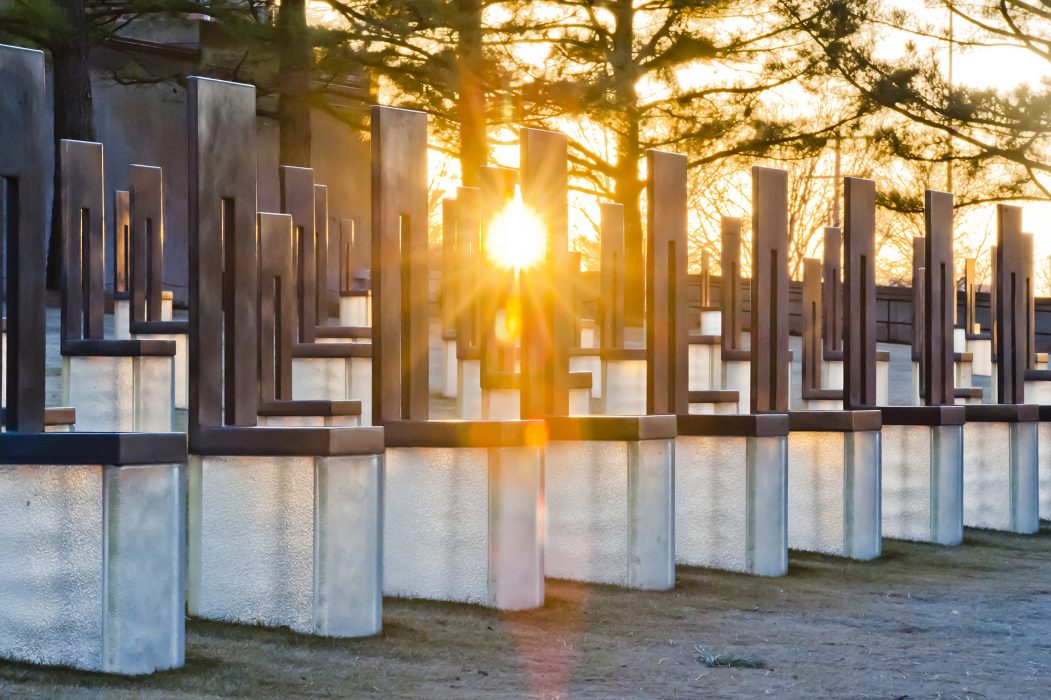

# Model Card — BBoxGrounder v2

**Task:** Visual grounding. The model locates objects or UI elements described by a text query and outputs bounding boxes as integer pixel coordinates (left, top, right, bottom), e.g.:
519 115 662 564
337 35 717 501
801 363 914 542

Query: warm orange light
494 296 522 344
485 189 546 271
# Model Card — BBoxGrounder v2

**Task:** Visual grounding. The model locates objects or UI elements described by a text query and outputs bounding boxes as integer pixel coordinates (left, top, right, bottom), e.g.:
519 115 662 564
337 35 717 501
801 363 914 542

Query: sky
306 1 1051 291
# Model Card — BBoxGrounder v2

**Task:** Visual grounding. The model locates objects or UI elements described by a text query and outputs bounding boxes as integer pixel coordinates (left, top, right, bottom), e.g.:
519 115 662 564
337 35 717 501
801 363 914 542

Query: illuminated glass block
675 434 787 576
601 360 647 415
383 445 543 610
882 424 962 544
963 421 1038 533
546 439 674 589
62 355 174 432
188 454 382 636
0 462 184 673
787 430 881 560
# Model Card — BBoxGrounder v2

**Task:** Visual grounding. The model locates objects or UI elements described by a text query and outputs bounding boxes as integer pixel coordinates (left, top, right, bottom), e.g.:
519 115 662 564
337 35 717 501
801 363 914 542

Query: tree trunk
47 0 95 289
610 0 643 324
276 0 312 167
457 0 486 187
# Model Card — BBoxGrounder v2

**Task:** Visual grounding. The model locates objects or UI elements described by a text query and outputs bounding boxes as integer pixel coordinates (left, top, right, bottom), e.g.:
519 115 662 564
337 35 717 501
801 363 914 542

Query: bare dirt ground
2 523 1050 699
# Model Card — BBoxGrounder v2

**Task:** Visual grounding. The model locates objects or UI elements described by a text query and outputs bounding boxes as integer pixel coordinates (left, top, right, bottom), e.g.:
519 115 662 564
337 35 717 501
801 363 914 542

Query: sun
485 189 547 271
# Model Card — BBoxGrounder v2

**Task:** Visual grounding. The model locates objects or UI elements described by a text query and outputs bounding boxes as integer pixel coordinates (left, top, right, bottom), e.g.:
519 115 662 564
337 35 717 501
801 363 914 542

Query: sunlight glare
486 189 547 271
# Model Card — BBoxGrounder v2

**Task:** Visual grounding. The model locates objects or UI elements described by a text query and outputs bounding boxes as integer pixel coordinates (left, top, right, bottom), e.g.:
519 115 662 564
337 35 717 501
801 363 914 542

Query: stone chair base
675 414 789 576
544 415 676 590
787 411 883 560
880 406 965 545
962 404 1039 533
0 432 186 675
188 426 384 637
382 420 545 610
62 353 174 432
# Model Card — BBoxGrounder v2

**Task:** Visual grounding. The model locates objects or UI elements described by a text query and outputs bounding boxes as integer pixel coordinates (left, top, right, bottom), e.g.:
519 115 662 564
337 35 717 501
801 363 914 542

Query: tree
777 0 1051 201
512 0 865 320
324 0 530 187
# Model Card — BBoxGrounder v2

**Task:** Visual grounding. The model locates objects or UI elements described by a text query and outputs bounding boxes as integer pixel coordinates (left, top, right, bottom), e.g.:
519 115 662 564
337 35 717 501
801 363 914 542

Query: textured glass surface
675 435 748 572
822 360 844 391
0 464 104 670
113 299 131 339
0 462 184 674
383 447 490 604
135 355 174 432
628 439 675 589
1026 380 1051 405
688 344 713 391
722 360 750 413
881 425 932 542
349 357 372 425
134 331 187 409
442 340 458 398
340 295 370 326
969 338 992 376
103 463 184 672
189 455 315 631
482 388 520 420
315 455 383 637
931 425 964 544
488 446 544 610
955 358 973 387
910 361 921 406
64 355 135 431
292 357 349 402
457 359 482 419
1012 422 1039 534
601 360 646 415
963 422 1012 530
802 399 842 411
749 435 789 575
545 441 629 583
953 328 967 352
258 414 360 428
700 310 721 335
787 431 846 555
1040 423 1051 521
845 431 881 560
568 387 592 416
876 359 889 407
570 354 602 399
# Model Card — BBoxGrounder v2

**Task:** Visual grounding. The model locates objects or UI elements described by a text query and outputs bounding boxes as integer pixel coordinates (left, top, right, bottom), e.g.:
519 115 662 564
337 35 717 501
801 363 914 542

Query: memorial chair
59 139 176 432
525 135 676 590
0 43 185 675
959 204 1038 533
122 165 189 410
1019 232 1051 520
185 76 384 637
684 217 741 413
337 215 370 327
878 191 968 544
674 166 791 577
785 177 883 561
281 167 373 424
373 106 545 610
957 257 994 378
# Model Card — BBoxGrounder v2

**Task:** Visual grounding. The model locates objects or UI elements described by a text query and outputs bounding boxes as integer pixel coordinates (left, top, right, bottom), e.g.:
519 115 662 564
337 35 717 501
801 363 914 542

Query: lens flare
494 296 523 344
485 189 546 271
